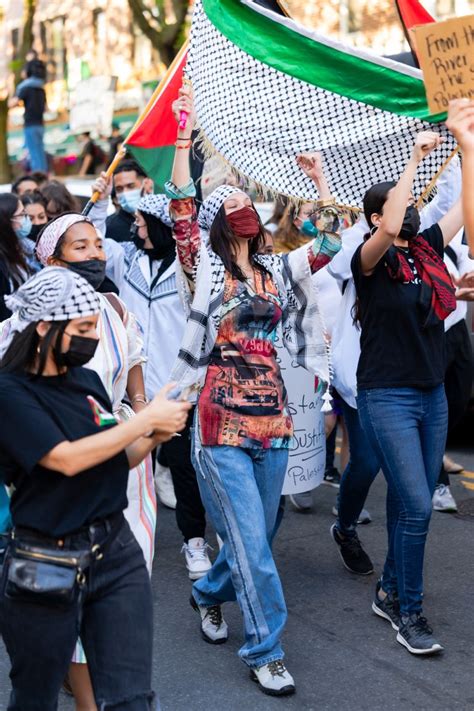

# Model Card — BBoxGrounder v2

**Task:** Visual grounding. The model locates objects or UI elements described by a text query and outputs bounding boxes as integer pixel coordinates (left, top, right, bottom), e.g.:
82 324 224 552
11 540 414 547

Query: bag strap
103 292 125 323
444 245 458 269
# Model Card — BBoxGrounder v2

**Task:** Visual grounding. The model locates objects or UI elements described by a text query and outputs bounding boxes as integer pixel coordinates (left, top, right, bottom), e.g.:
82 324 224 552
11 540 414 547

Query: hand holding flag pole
82 41 189 216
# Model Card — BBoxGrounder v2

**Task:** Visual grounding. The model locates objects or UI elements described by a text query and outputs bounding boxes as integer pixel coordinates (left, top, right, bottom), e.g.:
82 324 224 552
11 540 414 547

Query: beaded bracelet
176 140 192 150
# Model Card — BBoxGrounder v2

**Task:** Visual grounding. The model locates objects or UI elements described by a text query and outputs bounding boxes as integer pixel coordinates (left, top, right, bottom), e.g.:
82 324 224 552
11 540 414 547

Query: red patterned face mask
226 206 260 239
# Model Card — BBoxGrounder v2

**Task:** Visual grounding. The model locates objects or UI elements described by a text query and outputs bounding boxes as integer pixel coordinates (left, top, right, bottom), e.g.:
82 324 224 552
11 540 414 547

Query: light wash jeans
24 124 47 172
191 420 289 668
357 385 448 615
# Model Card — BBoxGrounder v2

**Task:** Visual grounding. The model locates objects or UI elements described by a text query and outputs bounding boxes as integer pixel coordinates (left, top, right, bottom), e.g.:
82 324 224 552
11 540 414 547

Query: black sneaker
372 580 401 630
330 524 374 575
396 614 443 655
323 467 341 488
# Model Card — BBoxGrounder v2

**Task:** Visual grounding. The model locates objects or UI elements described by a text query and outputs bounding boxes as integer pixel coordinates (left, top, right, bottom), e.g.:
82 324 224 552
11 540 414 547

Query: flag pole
82 40 189 216
416 145 460 209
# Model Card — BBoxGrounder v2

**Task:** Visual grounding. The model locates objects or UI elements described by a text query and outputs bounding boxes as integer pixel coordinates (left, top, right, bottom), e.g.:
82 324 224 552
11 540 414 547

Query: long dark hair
351 180 397 326
0 321 67 376
209 205 266 280
21 190 47 212
0 193 29 282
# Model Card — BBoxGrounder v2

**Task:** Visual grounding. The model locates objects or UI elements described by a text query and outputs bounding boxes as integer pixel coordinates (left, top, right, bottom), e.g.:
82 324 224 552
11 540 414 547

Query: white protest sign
69 76 117 136
275 333 326 495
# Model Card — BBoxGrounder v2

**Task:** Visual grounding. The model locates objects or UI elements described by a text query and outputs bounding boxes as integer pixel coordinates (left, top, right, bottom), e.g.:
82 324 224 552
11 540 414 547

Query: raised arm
165 87 201 286
359 131 444 275
446 99 474 255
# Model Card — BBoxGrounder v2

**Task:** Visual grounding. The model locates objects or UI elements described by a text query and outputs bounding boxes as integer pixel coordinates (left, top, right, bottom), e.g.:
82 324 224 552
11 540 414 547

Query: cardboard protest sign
413 15 474 114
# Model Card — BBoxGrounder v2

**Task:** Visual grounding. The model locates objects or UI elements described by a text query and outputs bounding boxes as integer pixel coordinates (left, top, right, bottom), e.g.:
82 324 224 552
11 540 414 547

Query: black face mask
61 259 106 290
56 334 99 368
29 223 44 243
399 205 421 242
131 220 175 260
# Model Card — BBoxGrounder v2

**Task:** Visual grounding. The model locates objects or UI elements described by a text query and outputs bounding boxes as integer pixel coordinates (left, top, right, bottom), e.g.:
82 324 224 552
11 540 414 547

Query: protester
164 86 341 696
432 233 474 512
351 131 463 655
28 214 158 707
77 132 105 177
0 194 32 319
0 267 190 709
329 153 462 575
11 174 40 196
8 59 48 173
21 190 48 239
104 159 153 242
447 99 474 253
108 122 125 166
41 180 81 219
92 179 212 580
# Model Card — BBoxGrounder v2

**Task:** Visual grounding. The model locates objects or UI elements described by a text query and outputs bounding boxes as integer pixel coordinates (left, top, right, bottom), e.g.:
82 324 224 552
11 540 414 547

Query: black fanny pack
5 541 93 606
5 515 123 606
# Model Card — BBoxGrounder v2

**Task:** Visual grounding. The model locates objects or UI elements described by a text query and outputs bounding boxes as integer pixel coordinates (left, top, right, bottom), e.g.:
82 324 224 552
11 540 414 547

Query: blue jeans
0 516 157 710
24 124 47 172
191 423 289 668
336 399 381 537
357 386 448 616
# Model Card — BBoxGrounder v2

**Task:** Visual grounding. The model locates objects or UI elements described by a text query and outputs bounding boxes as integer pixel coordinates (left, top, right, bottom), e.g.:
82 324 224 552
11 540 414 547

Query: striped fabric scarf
385 235 456 327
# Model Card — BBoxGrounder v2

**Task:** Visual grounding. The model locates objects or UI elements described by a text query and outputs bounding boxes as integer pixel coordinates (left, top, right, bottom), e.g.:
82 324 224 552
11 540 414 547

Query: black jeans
160 406 206 542
438 320 473 486
0 515 157 711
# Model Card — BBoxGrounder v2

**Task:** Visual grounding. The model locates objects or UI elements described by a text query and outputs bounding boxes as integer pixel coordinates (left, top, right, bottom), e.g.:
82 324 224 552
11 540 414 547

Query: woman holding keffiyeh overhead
165 86 342 697
351 131 464 657
0 267 190 710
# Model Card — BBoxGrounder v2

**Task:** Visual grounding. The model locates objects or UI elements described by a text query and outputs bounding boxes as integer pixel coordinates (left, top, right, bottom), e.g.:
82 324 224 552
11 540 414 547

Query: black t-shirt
17 85 46 126
105 209 135 242
81 140 101 175
351 224 446 390
0 367 129 537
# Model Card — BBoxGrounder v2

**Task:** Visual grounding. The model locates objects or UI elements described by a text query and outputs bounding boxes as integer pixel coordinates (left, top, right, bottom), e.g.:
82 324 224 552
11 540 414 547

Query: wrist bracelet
176 141 192 150
131 394 148 405
176 136 192 141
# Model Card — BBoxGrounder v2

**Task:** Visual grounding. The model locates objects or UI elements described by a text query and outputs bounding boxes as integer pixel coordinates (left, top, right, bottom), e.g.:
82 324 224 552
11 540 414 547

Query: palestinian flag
188 0 456 204
395 0 435 64
125 43 188 192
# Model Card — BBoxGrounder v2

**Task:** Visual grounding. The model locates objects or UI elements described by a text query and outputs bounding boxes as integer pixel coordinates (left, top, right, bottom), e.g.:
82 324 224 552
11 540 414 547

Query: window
41 17 67 82
93 9 107 70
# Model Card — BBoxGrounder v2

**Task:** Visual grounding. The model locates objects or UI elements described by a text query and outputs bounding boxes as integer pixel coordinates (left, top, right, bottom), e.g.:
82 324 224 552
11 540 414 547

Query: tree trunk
0 99 12 183
128 0 189 66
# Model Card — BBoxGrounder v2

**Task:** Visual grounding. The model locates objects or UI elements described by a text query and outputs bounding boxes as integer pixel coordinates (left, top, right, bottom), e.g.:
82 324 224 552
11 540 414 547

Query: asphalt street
0 437 473 711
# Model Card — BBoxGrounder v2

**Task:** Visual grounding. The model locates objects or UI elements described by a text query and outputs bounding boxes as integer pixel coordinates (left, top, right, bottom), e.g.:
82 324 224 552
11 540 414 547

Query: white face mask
117 189 142 214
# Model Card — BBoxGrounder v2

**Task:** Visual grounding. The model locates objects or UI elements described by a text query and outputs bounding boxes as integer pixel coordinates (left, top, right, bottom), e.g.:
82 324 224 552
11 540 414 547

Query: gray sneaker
250 660 295 696
190 595 228 644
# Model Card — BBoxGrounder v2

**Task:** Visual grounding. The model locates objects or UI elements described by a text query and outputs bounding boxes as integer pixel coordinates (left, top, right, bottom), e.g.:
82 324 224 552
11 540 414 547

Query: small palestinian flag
87 396 117 427
125 43 188 192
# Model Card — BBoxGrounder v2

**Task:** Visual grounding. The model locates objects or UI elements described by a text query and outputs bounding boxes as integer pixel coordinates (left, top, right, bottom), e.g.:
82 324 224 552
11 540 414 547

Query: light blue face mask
118 189 142 214
301 219 318 238
14 215 32 240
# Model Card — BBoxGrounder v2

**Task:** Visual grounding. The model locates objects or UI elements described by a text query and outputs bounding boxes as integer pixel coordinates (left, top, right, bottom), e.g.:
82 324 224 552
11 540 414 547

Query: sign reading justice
413 15 474 114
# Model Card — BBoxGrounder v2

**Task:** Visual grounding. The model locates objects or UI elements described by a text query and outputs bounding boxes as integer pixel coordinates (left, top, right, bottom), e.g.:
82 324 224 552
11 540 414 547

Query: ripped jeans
0 515 158 711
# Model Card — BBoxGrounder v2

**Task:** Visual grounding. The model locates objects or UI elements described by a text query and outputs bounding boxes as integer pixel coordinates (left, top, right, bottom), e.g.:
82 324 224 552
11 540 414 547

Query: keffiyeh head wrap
36 213 99 266
198 185 246 232
0 267 100 359
137 194 172 227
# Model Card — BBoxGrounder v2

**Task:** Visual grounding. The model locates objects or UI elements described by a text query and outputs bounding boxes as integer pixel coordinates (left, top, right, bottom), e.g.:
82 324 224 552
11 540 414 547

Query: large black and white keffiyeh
188 0 456 205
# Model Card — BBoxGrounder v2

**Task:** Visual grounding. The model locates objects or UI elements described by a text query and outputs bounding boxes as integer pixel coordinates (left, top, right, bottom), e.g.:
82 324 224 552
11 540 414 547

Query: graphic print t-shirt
0 367 129 537
351 224 446 390
199 270 293 449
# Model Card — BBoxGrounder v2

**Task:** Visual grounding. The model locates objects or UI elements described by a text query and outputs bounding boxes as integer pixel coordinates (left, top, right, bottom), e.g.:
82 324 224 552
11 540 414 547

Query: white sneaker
432 485 458 512
182 537 212 580
154 463 176 509
190 595 228 644
250 660 295 696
